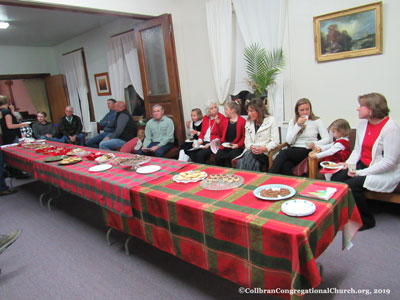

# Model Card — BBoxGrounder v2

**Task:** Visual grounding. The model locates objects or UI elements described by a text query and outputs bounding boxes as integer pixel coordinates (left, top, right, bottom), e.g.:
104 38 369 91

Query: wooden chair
163 126 180 159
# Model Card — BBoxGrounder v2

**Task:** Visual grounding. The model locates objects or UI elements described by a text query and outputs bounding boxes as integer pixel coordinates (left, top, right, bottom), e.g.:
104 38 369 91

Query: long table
2 142 362 300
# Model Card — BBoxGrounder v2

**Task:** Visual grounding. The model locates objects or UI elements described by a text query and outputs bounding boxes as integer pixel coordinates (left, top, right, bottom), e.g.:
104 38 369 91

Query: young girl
178 108 203 161
215 101 245 167
309 118 351 163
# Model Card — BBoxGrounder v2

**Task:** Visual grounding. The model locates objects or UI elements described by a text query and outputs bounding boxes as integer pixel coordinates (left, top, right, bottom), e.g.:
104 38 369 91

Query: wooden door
135 14 185 145
45 74 70 123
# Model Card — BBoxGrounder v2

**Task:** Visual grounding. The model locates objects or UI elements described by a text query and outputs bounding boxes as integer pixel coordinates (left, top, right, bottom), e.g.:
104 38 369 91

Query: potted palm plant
244 43 285 99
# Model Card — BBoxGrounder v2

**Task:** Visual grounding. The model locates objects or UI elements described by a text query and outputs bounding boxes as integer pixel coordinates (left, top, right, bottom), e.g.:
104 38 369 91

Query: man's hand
141 147 149 153
103 137 110 141
150 145 159 152
46 134 52 138
70 135 77 142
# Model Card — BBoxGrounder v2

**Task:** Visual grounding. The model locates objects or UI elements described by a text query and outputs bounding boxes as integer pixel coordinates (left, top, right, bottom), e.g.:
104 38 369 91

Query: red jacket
198 113 225 142
220 115 246 149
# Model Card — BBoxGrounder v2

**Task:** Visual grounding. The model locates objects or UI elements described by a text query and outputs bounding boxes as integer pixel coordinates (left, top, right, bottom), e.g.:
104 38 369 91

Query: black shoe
359 223 375 231
0 188 17 197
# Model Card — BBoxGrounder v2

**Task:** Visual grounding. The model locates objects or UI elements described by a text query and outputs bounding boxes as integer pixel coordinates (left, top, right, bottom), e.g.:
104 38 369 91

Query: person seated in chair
32 112 57 140
86 98 117 148
59 106 85 145
137 104 174 157
99 101 137 150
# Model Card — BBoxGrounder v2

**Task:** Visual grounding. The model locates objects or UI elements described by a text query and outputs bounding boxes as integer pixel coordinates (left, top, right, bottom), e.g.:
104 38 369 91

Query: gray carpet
0 179 398 300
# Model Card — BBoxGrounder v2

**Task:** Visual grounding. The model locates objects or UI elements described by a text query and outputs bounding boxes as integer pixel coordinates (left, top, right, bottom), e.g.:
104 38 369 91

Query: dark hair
246 98 268 124
107 98 117 104
191 108 203 119
225 101 241 115
329 118 350 137
294 98 318 122
358 93 389 119
37 111 47 117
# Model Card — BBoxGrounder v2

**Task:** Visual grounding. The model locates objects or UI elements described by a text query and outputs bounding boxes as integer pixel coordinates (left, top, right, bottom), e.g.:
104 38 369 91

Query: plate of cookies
200 174 244 190
253 184 296 201
58 157 82 165
173 170 208 183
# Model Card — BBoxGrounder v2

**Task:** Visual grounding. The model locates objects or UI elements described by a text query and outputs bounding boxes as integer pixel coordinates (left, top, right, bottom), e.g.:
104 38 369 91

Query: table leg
106 227 113 246
47 188 62 212
39 184 55 207
125 236 133 256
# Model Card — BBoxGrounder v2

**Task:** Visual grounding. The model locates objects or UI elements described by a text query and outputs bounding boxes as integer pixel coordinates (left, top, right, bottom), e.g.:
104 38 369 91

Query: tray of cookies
173 170 207 183
200 174 244 190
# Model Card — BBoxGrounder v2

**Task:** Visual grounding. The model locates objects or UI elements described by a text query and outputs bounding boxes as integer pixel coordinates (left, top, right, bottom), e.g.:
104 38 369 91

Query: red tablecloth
104 163 362 299
2 142 188 217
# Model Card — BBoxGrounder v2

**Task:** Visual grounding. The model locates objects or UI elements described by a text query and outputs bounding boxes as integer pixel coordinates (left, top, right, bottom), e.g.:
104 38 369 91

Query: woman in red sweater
188 102 225 164
215 101 245 167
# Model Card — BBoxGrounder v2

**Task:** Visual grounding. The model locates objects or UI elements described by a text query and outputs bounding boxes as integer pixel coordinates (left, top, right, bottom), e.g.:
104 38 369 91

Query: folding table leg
47 188 62 212
125 236 133 256
39 184 53 207
106 227 113 246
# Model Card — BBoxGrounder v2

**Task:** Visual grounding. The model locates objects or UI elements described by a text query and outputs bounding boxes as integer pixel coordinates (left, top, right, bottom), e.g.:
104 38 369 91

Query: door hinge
169 24 173 33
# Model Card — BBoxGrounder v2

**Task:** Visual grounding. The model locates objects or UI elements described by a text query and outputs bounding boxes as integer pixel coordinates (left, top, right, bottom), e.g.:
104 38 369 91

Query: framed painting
313 2 382 62
94 72 112 96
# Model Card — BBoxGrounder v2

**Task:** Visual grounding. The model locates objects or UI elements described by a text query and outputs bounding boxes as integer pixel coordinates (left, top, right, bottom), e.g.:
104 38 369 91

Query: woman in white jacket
236 99 280 171
269 98 331 175
332 93 400 231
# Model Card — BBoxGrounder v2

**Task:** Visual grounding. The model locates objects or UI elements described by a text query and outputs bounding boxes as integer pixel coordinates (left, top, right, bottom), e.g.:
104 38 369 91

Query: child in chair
309 118 351 179
178 108 203 161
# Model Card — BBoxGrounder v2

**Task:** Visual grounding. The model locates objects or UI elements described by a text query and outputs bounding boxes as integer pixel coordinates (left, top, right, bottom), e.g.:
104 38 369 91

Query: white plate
210 139 220 154
35 139 46 143
253 184 296 201
185 139 194 143
222 142 232 148
173 171 208 183
281 199 316 217
320 161 342 170
136 165 161 174
24 121 32 124
187 145 205 151
88 164 112 172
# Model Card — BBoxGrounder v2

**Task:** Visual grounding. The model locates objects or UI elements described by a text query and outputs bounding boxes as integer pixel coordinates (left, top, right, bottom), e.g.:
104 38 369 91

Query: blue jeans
99 138 126 150
137 142 174 157
86 132 112 148
0 150 7 191
47 133 85 145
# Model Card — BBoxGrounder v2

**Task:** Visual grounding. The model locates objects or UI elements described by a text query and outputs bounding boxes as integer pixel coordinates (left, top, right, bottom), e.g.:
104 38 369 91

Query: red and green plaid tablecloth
103 163 362 299
2 142 188 217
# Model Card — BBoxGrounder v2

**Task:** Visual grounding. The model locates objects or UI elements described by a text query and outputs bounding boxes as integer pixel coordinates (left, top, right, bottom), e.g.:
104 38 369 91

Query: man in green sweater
138 104 174 157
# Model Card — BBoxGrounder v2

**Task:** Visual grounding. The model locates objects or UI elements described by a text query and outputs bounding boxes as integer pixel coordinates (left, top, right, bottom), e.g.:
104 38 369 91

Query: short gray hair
205 101 218 116
152 104 164 112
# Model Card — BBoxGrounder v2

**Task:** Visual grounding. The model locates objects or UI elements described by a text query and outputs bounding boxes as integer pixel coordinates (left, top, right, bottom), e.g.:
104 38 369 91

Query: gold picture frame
94 72 112 96
313 2 382 62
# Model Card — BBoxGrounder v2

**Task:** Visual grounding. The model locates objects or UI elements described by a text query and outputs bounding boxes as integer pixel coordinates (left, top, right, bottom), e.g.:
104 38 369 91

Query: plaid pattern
103 163 362 299
2 142 187 217
20 125 33 138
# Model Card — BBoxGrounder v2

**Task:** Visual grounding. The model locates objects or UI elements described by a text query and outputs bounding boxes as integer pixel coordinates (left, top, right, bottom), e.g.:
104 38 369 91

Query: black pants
215 148 243 167
269 147 311 175
331 161 374 227
188 142 212 164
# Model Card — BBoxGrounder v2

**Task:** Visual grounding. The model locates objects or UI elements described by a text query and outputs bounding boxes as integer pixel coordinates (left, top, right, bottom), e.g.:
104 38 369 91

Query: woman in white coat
236 98 280 171
332 93 400 231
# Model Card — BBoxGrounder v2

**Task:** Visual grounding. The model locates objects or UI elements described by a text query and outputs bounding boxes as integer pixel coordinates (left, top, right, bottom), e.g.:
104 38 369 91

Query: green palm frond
244 43 285 97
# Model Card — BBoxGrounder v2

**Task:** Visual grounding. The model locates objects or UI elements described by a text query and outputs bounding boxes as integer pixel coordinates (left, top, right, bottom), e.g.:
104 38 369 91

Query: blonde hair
0 95 8 106
329 119 350 137
225 101 241 115
358 93 389 119
191 108 203 119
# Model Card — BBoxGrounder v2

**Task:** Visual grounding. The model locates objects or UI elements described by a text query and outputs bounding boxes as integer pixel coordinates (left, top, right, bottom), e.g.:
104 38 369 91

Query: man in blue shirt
86 99 117 148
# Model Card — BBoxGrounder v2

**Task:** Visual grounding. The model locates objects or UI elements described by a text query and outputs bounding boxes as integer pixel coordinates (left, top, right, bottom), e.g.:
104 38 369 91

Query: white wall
23 0 400 128
53 18 140 121
0 45 58 75
22 0 216 122
284 0 400 127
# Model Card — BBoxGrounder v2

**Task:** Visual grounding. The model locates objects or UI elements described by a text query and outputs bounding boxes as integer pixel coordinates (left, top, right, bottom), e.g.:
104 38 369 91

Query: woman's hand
231 143 239 149
185 120 191 128
215 115 220 124
189 129 198 136
251 145 265 155
347 170 357 177
307 142 315 149
20 122 29 128
204 143 210 149
297 116 308 126
308 151 317 159
314 147 321 153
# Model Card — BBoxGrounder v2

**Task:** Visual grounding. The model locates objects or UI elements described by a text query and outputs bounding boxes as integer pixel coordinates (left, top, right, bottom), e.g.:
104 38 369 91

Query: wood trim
81 50 95 121
111 29 134 38
0 73 50 80
0 0 153 20
62 47 84 56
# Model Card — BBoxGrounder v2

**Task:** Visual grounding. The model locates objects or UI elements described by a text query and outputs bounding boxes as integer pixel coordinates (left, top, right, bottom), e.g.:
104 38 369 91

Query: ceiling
0 4 140 47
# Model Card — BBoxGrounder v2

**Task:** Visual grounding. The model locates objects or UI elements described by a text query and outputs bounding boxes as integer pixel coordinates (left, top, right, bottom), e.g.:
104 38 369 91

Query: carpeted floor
0 179 398 300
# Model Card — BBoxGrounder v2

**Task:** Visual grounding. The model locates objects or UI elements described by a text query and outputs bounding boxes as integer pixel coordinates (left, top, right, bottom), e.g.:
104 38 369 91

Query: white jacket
234 115 280 159
347 118 400 192
286 118 331 148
